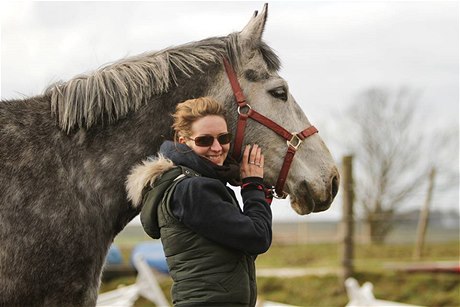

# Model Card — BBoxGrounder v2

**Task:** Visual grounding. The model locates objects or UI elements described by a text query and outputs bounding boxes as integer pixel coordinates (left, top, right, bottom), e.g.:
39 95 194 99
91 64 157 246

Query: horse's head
210 4 340 214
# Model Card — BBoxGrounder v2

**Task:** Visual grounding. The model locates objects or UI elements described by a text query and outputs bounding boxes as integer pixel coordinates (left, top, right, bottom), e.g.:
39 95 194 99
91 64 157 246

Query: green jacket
131 142 272 306
156 174 257 306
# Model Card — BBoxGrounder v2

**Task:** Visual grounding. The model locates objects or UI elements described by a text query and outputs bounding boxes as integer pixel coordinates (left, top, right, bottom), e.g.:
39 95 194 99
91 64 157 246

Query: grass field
255 241 460 306
100 240 459 307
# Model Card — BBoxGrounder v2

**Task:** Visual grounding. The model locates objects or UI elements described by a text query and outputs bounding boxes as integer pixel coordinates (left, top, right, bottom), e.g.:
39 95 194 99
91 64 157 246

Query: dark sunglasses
189 132 232 147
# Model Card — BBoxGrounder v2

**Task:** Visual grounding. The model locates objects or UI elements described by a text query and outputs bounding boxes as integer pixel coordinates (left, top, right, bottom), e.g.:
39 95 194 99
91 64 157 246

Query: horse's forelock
46 34 279 133
260 41 281 71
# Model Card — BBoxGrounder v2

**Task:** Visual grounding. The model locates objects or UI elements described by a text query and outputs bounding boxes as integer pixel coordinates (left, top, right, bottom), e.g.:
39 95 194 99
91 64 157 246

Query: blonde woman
127 96 272 306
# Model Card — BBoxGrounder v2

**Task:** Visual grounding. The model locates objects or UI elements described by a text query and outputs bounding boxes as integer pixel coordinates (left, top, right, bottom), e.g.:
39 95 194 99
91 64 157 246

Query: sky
1 1 458 222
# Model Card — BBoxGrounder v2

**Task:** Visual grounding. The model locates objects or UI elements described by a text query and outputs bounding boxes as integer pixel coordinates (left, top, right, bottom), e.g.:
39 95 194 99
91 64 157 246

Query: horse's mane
46 34 280 133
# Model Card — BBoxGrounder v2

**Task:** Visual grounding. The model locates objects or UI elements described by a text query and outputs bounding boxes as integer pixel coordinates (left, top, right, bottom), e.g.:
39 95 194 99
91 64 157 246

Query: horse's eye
269 87 288 101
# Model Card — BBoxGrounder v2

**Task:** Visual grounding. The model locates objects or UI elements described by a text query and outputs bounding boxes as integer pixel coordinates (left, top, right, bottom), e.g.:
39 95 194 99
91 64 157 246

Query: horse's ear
239 3 268 46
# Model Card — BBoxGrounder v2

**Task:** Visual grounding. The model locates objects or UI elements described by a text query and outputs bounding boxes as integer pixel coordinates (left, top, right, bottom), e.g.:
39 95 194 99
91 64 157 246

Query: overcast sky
1 1 458 222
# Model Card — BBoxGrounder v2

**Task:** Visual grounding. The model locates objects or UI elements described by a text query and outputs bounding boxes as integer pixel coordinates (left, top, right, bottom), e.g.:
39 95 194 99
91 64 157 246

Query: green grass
100 241 460 307
256 241 459 269
256 243 340 268
257 271 460 307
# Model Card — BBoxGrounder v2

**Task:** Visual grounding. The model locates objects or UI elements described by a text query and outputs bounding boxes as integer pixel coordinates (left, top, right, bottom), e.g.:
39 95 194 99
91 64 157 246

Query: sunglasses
188 132 232 147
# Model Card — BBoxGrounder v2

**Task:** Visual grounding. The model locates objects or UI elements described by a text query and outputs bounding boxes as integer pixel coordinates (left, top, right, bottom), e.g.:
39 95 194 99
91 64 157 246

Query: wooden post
340 155 354 289
413 167 436 260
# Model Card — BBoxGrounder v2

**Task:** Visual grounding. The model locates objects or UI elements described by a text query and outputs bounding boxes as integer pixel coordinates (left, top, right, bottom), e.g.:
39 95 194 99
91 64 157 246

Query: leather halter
223 57 318 199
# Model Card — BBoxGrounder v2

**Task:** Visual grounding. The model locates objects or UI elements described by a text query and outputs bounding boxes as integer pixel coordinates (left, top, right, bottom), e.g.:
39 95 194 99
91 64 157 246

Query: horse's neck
78 101 175 220
79 88 208 232
60 65 220 237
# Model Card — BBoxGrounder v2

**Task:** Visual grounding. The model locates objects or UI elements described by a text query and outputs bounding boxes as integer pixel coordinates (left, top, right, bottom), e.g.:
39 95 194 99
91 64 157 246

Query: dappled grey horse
0 4 339 306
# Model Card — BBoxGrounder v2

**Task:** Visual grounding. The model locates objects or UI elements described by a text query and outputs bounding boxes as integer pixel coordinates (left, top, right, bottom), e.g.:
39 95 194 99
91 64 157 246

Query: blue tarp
130 241 169 274
106 244 123 265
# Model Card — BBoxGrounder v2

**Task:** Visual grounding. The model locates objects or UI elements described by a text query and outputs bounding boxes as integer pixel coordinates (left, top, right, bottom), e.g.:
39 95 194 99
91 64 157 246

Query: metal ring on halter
237 104 252 115
271 188 288 199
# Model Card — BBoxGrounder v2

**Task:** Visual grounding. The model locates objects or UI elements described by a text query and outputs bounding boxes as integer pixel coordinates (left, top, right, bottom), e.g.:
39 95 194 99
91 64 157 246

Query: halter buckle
287 133 303 150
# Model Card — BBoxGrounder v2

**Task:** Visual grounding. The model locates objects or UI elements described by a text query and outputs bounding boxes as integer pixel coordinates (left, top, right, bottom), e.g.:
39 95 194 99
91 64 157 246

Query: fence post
413 167 436 260
340 155 354 289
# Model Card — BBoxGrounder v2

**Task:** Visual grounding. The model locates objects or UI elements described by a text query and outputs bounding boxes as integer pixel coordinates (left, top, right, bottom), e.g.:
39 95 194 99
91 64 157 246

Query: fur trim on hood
126 154 175 208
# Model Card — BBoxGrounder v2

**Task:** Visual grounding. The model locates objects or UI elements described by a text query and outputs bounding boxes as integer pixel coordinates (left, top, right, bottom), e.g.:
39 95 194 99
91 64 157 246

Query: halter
223 57 318 199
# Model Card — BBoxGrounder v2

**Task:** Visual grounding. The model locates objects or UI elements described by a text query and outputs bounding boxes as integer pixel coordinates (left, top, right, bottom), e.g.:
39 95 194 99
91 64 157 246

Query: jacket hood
126 154 175 208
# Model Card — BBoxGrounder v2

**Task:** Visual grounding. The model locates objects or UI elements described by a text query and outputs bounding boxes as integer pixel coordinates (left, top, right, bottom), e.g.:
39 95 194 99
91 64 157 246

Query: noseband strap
223 57 318 198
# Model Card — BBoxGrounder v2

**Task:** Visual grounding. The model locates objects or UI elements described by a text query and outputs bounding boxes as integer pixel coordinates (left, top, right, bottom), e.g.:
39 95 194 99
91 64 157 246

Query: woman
126 97 272 306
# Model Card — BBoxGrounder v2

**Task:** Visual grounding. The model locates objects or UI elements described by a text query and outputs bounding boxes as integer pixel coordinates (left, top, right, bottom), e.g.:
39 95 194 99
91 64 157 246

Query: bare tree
341 87 458 243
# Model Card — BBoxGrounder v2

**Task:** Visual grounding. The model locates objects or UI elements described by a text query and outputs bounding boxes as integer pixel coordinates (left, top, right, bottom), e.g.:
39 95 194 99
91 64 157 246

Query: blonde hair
172 97 227 140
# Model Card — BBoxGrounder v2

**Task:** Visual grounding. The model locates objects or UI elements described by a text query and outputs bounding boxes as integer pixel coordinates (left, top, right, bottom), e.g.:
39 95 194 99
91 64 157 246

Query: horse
0 4 339 306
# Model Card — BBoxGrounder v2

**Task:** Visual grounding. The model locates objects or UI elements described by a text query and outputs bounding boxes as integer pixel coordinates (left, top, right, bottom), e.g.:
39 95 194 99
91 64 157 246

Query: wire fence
271 215 459 245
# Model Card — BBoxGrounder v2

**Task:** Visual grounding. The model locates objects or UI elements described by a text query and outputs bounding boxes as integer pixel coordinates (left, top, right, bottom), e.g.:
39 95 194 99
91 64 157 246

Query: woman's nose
210 138 222 151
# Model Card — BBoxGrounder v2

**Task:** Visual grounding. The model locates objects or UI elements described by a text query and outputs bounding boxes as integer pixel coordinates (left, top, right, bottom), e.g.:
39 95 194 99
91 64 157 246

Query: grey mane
46 34 280 133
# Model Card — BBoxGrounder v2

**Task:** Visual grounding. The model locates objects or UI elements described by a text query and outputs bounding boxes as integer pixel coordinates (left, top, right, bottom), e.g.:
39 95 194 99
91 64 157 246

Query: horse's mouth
290 180 334 215
290 195 315 215
291 195 333 215
290 181 315 215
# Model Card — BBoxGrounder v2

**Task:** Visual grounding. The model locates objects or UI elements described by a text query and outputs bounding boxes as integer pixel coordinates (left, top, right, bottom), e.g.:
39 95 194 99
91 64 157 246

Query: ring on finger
249 161 255 164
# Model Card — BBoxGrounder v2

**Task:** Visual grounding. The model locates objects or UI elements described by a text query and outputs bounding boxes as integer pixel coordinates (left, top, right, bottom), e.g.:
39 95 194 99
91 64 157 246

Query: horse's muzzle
291 174 340 215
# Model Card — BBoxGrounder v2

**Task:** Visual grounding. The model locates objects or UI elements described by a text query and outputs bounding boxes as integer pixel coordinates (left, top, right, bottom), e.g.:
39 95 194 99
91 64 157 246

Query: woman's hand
240 144 264 179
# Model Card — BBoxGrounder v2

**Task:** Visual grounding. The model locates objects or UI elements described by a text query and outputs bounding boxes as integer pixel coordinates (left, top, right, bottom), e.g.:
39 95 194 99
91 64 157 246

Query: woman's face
179 115 230 166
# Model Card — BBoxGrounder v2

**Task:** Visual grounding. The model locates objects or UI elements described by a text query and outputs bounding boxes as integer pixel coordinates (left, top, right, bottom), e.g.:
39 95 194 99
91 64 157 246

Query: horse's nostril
331 175 339 199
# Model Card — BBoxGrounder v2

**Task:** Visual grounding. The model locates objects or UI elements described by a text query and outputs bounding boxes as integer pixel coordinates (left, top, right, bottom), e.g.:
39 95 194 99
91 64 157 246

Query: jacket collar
159 141 221 180
126 141 240 208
